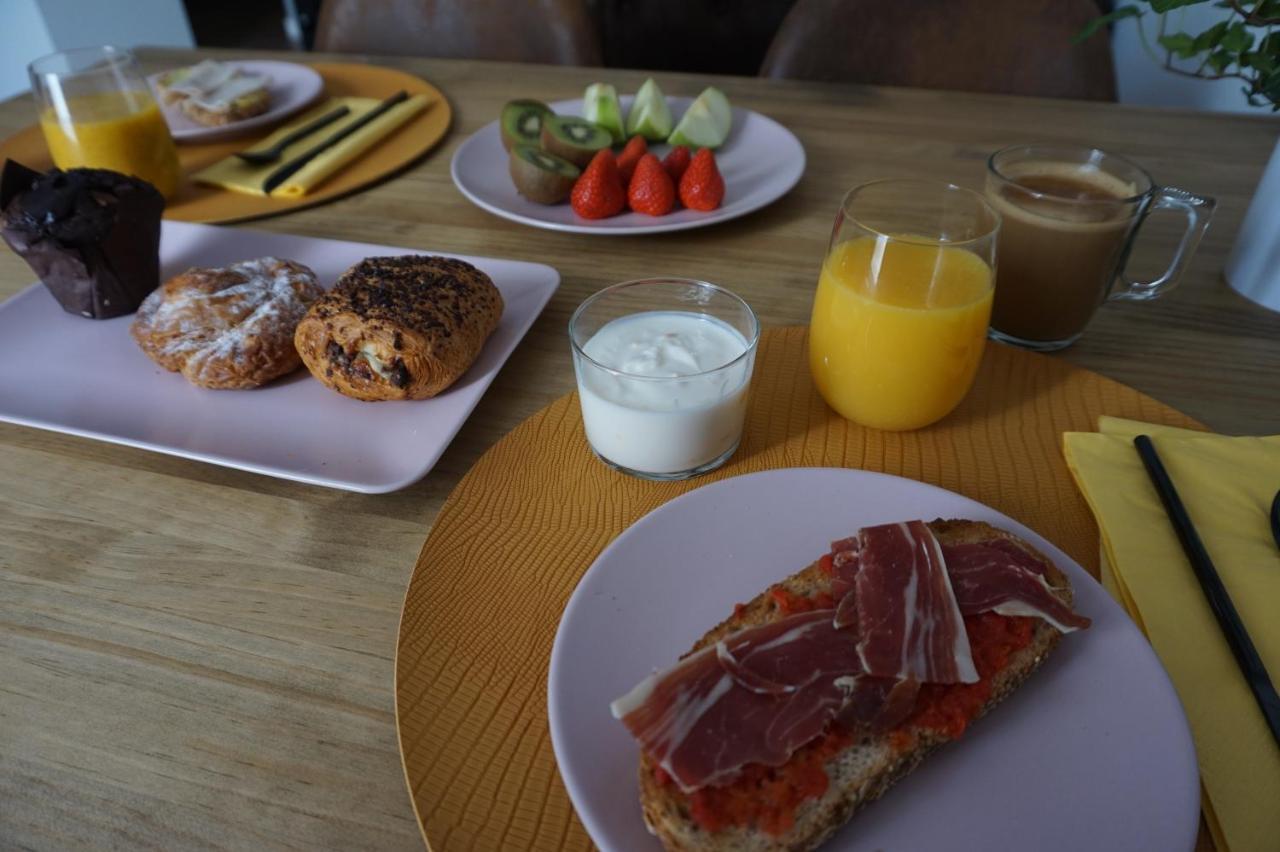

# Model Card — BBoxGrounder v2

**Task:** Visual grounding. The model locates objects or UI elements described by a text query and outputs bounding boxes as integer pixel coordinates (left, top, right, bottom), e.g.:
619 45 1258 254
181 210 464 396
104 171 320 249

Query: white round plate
548 468 1199 852
451 96 805 235
147 60 325 143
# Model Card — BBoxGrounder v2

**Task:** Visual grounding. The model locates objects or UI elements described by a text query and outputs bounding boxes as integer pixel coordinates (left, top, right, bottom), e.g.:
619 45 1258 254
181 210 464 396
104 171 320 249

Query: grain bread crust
637 519 1074 852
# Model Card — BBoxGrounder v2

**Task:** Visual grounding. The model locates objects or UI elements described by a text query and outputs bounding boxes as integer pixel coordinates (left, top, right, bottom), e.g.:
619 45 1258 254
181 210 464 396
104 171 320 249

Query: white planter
1225 137 1280 312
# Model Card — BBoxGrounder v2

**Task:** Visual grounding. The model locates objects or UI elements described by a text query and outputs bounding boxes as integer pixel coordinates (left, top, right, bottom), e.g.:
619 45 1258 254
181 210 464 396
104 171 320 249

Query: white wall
1 0 194 101
1110 4 1271 114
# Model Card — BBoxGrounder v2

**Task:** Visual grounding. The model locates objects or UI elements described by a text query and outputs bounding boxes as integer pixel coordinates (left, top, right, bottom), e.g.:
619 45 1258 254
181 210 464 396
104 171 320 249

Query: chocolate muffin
0 159 164 319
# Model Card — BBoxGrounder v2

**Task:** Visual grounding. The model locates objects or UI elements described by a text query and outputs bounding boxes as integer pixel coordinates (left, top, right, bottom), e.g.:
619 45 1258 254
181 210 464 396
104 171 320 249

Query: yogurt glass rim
569 277 761 382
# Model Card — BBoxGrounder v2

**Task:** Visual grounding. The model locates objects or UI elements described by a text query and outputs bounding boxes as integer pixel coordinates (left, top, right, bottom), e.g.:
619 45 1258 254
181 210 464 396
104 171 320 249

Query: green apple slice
667 86 733 149
625 78 673 141
583 83 625 143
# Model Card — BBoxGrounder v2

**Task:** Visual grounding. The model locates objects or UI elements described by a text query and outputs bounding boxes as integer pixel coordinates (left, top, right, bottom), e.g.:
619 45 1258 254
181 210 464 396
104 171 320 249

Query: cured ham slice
841 521 978 684
611 521 1090 795
942 538 1092 633
834 674 920 733
715 610 860 694
612 610 877 792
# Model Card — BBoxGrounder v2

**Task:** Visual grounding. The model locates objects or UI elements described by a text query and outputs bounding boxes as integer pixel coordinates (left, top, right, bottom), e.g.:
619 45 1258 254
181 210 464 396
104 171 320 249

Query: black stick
1134 434 1280 748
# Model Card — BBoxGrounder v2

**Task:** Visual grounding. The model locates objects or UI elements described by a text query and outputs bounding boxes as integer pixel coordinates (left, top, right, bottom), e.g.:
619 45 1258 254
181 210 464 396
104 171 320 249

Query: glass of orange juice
809 180 1000 431
29 46 181 198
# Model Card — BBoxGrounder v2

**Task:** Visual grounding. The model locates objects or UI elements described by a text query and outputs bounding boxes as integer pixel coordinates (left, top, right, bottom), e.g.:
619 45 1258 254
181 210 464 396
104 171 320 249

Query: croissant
294 255 503 401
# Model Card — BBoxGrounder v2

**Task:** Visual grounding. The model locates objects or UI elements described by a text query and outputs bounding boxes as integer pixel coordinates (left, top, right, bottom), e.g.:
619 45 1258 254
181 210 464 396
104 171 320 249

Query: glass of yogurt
569 278 760 480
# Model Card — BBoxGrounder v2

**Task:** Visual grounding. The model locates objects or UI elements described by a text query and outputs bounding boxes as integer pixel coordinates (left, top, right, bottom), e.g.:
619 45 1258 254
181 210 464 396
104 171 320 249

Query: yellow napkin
194 94 429 198
1064 416 1280 852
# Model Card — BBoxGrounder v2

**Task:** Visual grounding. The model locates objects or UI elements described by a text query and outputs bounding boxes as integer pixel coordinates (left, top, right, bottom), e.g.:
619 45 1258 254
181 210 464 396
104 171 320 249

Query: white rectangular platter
0 220 559 493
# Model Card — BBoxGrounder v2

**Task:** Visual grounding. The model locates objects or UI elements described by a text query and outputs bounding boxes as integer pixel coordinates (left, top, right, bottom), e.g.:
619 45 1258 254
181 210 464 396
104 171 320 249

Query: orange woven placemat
395 326 1199 851
0 63 451 224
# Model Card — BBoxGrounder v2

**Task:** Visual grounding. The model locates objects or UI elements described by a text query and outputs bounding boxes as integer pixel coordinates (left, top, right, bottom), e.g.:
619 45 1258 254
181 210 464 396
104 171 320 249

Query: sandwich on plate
611 519 1090 851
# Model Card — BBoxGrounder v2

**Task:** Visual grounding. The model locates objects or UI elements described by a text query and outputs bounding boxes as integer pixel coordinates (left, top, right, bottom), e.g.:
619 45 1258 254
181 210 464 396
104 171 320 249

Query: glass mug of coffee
985 144 1214 351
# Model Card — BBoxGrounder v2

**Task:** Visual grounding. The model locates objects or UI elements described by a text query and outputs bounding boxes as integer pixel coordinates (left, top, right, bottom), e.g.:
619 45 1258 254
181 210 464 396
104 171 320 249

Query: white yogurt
574 311 755 475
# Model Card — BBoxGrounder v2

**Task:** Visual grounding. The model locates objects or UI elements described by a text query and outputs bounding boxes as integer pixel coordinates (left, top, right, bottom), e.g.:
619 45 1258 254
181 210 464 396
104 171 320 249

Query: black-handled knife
1270 489 1280 554
262 90 410 194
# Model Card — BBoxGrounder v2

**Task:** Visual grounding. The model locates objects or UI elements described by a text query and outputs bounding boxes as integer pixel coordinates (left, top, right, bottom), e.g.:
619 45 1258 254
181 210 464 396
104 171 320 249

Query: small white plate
452 96 805 235
549 468 1199 852
0 220 558 493
148 60 325 143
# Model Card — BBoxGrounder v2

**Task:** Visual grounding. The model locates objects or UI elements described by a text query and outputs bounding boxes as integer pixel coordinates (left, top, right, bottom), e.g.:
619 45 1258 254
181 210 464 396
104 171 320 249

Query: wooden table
1 47 1275 851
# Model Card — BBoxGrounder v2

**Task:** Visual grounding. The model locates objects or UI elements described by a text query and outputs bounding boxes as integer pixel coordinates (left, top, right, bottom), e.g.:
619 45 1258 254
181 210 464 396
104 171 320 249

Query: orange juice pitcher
30 46 181 198
809 180 1000 431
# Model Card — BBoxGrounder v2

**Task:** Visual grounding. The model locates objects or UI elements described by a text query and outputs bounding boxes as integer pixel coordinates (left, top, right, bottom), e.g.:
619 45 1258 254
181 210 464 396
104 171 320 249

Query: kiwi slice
509 144 580 204
501 99 553 152
540 115 612 168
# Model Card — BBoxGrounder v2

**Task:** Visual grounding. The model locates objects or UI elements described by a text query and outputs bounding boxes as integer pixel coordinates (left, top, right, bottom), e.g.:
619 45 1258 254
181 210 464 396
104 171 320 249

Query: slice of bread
637 519 1073 852
154 63 271 127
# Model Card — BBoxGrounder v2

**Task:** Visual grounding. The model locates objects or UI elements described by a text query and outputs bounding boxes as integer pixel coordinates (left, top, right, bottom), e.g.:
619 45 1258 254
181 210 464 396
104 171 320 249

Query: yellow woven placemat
395 326 1199 851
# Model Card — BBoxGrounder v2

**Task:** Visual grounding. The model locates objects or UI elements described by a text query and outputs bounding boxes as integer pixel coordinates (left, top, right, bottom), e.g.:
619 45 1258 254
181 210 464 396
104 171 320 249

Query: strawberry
615 135 648 184
679 148 725 212
662 145 691 185
571 149 626 219
627 153 675 216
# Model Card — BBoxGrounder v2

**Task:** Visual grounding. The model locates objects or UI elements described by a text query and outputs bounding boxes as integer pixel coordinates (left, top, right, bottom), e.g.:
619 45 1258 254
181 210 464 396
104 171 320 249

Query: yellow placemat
395 327 1202 851
0 63 451 224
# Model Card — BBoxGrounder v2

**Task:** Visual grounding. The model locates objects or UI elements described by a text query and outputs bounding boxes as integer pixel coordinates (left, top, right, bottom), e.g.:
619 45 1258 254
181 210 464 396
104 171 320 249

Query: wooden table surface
1 46 1276 851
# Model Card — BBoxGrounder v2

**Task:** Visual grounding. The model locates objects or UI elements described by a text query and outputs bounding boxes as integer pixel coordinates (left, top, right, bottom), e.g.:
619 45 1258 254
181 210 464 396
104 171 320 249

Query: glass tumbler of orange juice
809 180 1000 431
29 46 181 198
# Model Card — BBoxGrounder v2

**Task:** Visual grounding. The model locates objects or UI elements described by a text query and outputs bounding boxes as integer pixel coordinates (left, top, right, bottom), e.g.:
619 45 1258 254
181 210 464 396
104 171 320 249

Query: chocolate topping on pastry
0 159 163 319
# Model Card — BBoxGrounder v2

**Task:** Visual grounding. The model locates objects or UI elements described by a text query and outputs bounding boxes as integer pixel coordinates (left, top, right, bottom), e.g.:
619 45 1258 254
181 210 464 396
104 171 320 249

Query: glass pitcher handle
1111 186 1216 302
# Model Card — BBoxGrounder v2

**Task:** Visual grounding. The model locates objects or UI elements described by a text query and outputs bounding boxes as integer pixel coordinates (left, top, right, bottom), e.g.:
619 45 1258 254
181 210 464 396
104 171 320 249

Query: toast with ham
611 519 1090 852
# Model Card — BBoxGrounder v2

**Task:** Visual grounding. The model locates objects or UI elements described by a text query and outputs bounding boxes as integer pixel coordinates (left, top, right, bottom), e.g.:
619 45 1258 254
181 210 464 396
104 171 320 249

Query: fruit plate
0 220 558 493
451 96 805 235
549 468 1200 851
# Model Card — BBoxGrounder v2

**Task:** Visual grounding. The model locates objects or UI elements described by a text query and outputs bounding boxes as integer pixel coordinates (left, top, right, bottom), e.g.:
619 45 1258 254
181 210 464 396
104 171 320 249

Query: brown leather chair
760 0 1116 101
314 0 602 65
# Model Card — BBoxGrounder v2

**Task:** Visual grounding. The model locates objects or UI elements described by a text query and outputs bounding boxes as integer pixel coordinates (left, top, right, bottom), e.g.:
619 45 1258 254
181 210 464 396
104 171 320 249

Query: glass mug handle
1111 186 1216 302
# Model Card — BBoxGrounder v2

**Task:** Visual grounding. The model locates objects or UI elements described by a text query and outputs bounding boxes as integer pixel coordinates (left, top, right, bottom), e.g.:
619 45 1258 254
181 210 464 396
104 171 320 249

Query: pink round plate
147 60 325 143
452 96 805 235
549 467 1199 852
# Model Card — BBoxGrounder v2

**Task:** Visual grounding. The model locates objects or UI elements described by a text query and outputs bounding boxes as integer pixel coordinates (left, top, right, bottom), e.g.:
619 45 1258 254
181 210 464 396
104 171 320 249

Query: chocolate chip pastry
293 256 504 401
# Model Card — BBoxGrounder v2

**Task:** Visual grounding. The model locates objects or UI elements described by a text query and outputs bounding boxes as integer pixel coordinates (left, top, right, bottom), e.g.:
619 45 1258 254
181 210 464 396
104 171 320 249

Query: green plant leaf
1258 0 1280 19
1241 49 1276 72
1221 22 1255 53
1150 0 1212 11
1208 49 1235 72
1073 5 1142 43
1193 20 1228 51
1159 32 1200 58
1262 69 1280 100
